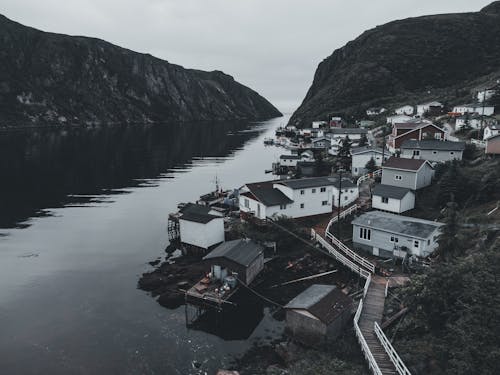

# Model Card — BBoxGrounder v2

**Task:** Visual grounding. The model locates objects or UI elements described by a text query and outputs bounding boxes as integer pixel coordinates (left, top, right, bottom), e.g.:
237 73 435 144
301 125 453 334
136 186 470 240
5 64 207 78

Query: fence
374 322 412 375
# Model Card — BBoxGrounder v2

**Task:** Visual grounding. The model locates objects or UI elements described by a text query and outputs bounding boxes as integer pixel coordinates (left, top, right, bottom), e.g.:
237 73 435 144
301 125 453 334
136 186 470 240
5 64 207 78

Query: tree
358 134 368 147
436 199 462 262
337 136 352 171
365 157 377 173
435 160 468 207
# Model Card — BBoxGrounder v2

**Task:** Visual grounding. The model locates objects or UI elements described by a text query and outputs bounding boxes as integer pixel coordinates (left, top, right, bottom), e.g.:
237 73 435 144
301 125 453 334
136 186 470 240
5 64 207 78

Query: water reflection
0 121 260 228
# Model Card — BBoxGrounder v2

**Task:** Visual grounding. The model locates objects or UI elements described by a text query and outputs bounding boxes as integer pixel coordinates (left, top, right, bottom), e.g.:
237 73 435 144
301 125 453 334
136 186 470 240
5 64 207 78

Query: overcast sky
1 0 493 112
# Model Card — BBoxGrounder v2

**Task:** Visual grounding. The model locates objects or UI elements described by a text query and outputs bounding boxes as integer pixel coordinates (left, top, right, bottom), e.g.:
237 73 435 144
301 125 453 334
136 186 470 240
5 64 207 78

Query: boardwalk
359 276 398 374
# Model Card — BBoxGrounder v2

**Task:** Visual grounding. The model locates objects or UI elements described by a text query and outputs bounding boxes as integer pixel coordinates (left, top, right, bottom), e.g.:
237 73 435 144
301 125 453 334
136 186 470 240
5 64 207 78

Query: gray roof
203 239 263 267
280 154 301 160
401 140 466 151
284 284 352 324
244 182 293 206
372 184 413 200
180 203 221 224
351 145 385 155
352 211 443 240
278 177 355 190
329 128 368 135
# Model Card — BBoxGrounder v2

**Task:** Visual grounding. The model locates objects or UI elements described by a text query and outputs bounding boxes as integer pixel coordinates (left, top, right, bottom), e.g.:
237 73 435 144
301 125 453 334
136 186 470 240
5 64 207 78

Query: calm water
0 116 286 375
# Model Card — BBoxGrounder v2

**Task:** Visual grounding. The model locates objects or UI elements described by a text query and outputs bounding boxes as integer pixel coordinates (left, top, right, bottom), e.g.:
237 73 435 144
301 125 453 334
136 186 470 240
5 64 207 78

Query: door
257 204 261 218
373 247 379 256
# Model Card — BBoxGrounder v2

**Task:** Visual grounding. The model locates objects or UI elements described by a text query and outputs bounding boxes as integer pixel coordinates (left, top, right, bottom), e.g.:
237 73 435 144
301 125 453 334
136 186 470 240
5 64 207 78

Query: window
413 150 420 156
244 198 249 208
344 196 348 200
300 190 305 195
320 187 326 192
359 227 371 240
395 175 402 181
322 201 328 206
300 203 305 209
414 240 419 248
450 151 454 155
390 236 399 243
434 133 442 140
381 196 389 204
432 151 437 154
312 188 316 193
280 204 287 210
427 239 431 245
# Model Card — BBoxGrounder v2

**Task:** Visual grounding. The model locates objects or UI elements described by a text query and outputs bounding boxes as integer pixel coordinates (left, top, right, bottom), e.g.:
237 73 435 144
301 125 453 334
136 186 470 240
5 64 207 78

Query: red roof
383 157 430 171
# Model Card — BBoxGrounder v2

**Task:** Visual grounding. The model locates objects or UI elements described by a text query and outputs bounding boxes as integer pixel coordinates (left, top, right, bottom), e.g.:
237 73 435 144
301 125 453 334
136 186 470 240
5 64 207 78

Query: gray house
371 184 415 214
400 140 465 163
284 284 353 345
381 157 434 190
352 211 443 258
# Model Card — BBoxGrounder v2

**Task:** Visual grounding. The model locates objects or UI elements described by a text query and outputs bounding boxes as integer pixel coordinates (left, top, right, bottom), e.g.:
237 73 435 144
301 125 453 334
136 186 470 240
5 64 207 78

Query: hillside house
486 134 500 155
381 157 434 190
395 105 414 116
300 150 315 161
285 284 353 345
352 211 443 258
388 121 446 152
358 120 376 128
179 203 225 251
329 117 343 128
203 239 264 285
400 140 465 162
351 146 389 176
366 107 387 116
372 184 415 214
483 124 500 140
327 128 368 143
453 104 495 116
279 154 302 167
477 84 498 103
311 137 331 150
416 101 443 116
312 121 327 129
386 114 412 125
239 177 358 221
455 114 496 130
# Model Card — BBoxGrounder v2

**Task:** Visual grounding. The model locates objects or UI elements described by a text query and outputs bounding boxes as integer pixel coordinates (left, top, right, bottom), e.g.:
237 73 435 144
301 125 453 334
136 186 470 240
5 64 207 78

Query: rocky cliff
0 15 281 126
289 1 500 126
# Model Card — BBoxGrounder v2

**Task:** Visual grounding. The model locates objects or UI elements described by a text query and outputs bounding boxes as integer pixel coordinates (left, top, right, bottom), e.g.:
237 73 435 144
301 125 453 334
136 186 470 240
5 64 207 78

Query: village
139 82 500 375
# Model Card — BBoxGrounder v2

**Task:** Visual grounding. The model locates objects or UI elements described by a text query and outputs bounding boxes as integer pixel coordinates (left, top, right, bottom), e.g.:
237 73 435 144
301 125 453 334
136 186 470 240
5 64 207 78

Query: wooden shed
203 239 264 285
284 284 353 345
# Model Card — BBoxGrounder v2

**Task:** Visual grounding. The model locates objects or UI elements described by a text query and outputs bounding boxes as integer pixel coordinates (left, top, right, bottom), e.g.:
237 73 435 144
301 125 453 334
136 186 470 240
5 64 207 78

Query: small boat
263 137 274 145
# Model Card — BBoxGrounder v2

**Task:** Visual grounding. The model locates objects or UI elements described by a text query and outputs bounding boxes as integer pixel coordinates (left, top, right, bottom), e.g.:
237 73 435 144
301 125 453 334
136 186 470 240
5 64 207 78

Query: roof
179 203 221 224
284 284 353 324
352 211 443 240
203 239 263 267
383 157 431 172
329 128 368 135
280 154 301 160
372 184 413 200
418 101 443 107
351 145 385 155
278 176 355 190
244 181 293 206
401 140 465 151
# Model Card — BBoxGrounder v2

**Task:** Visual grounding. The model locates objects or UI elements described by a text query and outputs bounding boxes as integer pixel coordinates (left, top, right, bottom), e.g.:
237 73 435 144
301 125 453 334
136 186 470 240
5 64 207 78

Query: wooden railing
357 168 382 185
374 322 412 375
354 293 383 375
326 231 376 274
311 229 371 279
325 204 359 233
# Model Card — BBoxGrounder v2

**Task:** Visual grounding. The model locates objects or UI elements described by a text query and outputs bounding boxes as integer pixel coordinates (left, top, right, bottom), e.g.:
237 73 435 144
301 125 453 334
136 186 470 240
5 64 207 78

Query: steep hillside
289 1 500 126
0 15 281 126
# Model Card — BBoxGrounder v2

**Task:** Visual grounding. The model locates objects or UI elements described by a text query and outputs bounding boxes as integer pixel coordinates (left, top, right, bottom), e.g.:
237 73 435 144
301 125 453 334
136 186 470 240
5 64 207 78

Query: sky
0 0 494 113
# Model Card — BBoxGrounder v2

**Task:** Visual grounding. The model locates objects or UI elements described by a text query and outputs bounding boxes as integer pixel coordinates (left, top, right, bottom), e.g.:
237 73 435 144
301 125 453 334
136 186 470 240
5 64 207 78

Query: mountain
0 15 281 126
289 1 500 126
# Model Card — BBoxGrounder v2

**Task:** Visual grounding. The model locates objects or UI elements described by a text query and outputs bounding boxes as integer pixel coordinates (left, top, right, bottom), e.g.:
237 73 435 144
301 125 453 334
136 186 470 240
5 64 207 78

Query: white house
483 124 500 140
366 107 387 116
416 101 443 116
311 137 331 149
371 184 415 214
179 203 225 250
279 154 302 167
381 157 435 190
477 83 498 103
453 104 495 116
301 150 315 161
455 114 495 130
400 140 465 163
239 177 358 221
327 128 368 143
351 146 389 176
312 121 327 129
395 105 414 116
386 114 412 125
352 211 443 258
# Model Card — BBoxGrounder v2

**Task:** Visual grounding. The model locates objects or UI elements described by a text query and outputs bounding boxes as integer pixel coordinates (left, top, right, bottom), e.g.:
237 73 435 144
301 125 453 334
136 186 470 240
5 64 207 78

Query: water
0 116 287 375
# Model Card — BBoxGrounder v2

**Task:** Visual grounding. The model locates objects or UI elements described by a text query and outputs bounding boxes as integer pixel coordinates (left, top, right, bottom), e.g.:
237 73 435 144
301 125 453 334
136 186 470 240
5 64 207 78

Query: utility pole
337 168 344 239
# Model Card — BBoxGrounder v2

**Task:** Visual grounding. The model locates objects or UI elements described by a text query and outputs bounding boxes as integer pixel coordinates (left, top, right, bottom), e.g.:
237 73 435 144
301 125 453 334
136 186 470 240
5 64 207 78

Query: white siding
372 192 415 214
400 148 463 162
332 186 359 208
351 151 386 176
179 218 224 249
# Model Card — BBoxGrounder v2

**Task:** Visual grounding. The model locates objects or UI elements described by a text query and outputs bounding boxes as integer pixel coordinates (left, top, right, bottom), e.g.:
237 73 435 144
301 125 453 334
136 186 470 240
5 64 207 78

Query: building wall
352 151 386 176
372 191 415 213
415 164 435 189
239 195 269 220
395 106 414 116
245 255 264 284
332 185 359 208
400 148 463 162
180 218 225 250
486 137 500 154
484 127 500 141
285 310 327 344
393 126 445 149
453 106 495 116
352 224 440 258
280 158 299 167
381 168 418 190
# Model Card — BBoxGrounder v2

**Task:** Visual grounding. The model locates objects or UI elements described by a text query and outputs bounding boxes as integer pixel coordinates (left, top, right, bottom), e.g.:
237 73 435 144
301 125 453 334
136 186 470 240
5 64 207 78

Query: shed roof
401 139 465 151
352 211 443 240
383 157 432 172
351 145 385 155
329 128 368 135
280 154 301 160
244 181 293 206
203 239 263 267
278 176 355 190
285 284 353 324
372 184 413 200
180 203 221 224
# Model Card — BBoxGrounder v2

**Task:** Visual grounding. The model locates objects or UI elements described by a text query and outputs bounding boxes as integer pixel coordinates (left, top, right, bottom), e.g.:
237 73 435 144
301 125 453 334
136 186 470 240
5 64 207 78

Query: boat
263 137 274 145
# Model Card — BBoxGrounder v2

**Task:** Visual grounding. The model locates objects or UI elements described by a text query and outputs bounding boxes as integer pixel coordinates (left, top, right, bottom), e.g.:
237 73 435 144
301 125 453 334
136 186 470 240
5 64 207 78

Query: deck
185 276 239 308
